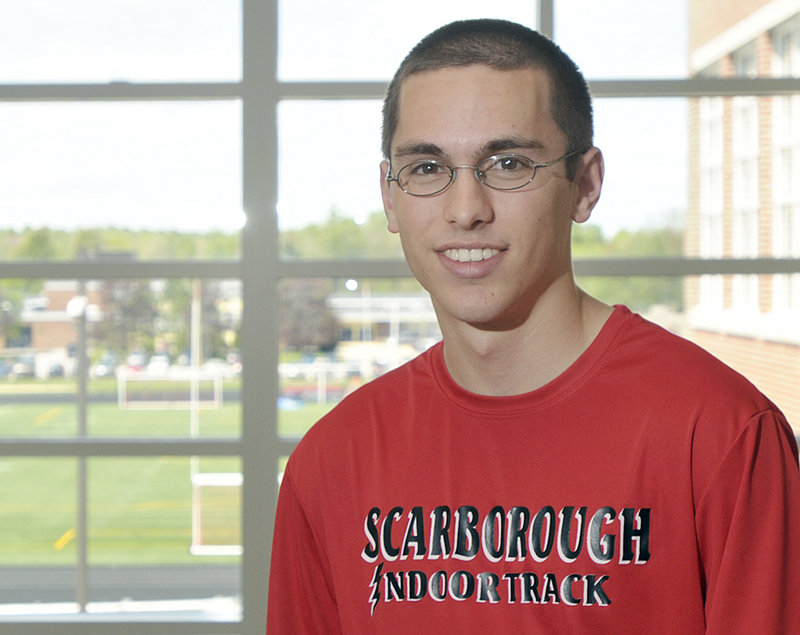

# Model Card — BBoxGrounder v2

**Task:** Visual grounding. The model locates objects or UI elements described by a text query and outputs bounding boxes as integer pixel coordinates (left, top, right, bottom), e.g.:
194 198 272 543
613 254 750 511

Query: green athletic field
0 380 332 566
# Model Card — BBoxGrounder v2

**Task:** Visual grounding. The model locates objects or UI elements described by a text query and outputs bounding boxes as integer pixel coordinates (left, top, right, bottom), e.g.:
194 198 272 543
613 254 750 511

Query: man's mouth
442 248 500 263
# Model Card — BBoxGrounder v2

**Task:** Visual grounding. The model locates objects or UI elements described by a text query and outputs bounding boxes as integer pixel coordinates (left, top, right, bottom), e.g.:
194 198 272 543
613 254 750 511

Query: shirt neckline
428 304 632 416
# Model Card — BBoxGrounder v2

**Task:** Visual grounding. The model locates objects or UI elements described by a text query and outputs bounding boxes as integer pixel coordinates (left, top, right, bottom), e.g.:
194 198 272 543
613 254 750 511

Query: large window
1 1 799 634
732 48 760 310
698 96 725 311
773 17 800 313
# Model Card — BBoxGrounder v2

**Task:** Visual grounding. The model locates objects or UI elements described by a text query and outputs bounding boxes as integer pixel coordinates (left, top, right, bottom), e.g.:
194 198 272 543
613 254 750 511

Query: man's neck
439 285 613 396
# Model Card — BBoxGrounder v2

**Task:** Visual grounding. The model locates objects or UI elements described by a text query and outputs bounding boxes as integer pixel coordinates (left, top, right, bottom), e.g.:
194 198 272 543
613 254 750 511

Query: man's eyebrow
393 142 445 159
392 137 546 160
480 136 545 155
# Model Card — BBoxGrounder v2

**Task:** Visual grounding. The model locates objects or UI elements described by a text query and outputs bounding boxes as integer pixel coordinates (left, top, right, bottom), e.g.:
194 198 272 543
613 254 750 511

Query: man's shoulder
612 308 779 418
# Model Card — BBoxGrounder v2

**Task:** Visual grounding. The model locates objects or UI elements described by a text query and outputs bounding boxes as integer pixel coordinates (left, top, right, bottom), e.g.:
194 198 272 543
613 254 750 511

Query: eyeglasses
386 149 584 197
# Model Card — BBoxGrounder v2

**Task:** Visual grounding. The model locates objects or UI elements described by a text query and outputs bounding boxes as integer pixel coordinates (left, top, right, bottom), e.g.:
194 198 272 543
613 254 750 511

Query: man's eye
495 157 525 171
410 161 446 177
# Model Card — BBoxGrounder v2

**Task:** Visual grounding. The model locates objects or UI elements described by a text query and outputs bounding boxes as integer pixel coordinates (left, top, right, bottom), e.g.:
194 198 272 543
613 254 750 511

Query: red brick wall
31 321 75 351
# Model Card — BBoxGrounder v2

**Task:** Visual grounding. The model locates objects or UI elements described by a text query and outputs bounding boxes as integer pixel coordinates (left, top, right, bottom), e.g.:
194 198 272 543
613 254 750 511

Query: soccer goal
117 366 241 555
190 469 243 557
116 368 223 410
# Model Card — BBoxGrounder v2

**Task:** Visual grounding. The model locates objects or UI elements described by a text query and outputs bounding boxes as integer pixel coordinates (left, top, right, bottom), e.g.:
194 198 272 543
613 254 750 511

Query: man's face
381 64 597 332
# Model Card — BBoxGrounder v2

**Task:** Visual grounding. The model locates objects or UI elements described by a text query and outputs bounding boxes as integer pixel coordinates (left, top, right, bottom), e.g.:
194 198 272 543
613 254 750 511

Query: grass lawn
0 378 335 567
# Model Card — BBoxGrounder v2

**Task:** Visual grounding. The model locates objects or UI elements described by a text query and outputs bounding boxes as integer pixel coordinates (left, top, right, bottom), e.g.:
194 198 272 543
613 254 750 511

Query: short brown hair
381 19 593 178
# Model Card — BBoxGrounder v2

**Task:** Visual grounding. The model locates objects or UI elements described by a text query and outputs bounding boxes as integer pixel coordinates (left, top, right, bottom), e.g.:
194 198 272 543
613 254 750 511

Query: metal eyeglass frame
385 148 585 197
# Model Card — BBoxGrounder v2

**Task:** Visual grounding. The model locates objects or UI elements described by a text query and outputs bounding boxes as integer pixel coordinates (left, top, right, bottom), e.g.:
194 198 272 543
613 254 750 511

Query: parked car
125 352 147 372
48 363 65 378
146 354 171 375
11 356 35 378
93 353 118 378
202 358 234 378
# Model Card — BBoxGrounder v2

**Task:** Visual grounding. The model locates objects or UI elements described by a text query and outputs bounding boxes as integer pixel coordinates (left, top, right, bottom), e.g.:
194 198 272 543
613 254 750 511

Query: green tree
93 280 159 354
13 227 60 259
280 279 338 352
160 279 193 357
200 280 229 359
281 209 403 260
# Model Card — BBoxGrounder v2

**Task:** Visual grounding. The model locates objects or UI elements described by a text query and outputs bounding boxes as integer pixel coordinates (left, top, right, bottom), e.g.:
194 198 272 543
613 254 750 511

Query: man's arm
267 468 343 634
696 410 800 633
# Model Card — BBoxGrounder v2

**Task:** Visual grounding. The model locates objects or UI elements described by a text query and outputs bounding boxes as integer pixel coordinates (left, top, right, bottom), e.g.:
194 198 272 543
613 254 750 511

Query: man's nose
442 167 494 229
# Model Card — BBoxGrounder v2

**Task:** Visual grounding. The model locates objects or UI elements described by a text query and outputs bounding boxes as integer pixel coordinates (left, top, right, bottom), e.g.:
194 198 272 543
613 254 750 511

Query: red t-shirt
268 306 800 633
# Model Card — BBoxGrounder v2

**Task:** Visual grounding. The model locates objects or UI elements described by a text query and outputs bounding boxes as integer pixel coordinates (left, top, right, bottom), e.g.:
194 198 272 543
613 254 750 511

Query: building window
732 47 760 311
772 19 800 312
699 96 725 310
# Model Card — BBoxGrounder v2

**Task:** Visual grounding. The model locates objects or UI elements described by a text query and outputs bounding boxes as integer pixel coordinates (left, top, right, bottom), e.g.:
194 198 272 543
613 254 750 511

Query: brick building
16 280 105 376
685 0 800 428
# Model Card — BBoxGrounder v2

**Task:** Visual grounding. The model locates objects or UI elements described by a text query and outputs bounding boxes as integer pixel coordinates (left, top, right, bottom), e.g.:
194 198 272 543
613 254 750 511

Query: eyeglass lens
396 154 538 195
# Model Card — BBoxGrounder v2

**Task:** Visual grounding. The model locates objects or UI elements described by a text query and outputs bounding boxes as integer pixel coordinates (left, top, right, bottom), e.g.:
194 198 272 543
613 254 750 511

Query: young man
268 19 800 633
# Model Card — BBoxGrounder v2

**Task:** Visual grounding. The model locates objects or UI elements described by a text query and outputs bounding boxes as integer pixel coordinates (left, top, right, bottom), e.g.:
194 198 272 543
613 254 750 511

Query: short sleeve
267 468 343 634
695 410 800 633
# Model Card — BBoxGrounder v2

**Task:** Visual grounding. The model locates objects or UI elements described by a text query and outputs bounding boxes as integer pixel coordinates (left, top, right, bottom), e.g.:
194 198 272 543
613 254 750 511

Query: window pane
1 279 80 437
0 458 75 568
0 1 241 83
278 101 385 239
1 278 241 438
0 457 75 619
555 1 688 79
590 98 688 239
278 0 538 81
0 457 241 621
0 102 243 252
89 457 241 563
278 277 436 440
773 16 800 78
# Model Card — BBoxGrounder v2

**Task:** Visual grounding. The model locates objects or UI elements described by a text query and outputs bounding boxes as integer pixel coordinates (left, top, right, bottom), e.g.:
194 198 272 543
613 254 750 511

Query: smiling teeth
444 248 499 262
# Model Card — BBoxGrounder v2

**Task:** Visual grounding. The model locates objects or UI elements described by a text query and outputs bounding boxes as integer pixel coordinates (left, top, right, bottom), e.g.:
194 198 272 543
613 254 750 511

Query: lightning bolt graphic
369 563 383 616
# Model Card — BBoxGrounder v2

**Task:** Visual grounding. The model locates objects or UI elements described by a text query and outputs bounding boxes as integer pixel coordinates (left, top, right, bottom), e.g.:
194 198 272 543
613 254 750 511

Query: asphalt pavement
0 564 239 604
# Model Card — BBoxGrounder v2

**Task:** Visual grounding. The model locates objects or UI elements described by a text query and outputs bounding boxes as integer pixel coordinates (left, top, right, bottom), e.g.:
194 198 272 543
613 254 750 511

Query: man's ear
571 147 604 224
380 160 400 234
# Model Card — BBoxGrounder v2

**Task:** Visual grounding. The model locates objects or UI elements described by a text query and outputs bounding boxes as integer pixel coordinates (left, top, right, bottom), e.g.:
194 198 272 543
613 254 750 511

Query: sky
0 0 688 237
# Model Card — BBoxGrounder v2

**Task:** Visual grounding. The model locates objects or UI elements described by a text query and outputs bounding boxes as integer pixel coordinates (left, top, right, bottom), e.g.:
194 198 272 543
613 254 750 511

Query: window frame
0 1 799 633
